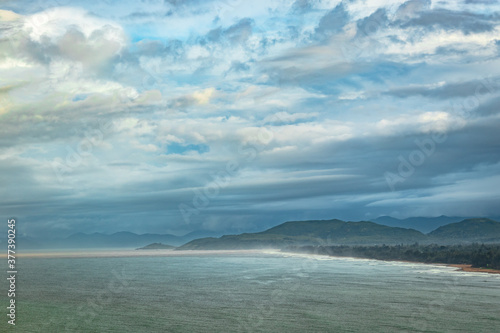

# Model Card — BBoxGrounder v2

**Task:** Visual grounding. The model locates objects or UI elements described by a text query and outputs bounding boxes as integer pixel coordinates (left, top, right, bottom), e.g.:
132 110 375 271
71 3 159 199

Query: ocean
1 250 499 332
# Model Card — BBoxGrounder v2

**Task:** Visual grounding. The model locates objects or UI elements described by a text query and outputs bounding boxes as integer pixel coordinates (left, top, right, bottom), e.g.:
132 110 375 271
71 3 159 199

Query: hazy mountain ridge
4 217 500 250
178 218 500 250
6 230 223 249
370 215 465 233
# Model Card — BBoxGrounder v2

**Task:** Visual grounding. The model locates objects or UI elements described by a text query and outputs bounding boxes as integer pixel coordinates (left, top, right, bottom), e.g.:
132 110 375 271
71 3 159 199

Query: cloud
384 77 500 100
205 17 254 45
473 95 500 117
314 3 349 39
263 111 318 124
24 7 124 43
394 0 431 21
20 7 126 67
2 0 500 238
291 0 316 14
356 8 388 38
398 8 499 34
375 111 466 135
0 9 21 21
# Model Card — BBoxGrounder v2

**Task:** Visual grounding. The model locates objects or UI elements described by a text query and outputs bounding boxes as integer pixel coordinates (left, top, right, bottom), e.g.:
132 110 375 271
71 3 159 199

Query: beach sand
448 264 500 275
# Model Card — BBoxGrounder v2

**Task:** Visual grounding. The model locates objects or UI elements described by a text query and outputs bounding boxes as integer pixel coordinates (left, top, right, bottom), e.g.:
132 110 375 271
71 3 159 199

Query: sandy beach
448 264 500 275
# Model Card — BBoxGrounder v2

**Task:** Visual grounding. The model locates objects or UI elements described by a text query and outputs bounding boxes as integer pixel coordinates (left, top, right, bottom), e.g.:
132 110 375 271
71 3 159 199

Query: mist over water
1 252 499 332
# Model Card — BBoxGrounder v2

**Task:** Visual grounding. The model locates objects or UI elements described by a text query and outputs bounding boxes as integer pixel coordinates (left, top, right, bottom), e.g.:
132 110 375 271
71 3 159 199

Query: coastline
364 257 500 275
447 264 500 275
6 248 500 274
280 250 500 275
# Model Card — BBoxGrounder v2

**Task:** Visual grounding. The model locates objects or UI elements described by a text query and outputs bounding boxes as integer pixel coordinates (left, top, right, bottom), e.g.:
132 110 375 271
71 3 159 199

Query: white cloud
263 111 318 124
24 7 124 43
0 9 22 22
375 111 466 135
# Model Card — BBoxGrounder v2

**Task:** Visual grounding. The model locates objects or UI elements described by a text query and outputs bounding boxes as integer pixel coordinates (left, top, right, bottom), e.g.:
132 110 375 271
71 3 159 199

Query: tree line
283 243 500 270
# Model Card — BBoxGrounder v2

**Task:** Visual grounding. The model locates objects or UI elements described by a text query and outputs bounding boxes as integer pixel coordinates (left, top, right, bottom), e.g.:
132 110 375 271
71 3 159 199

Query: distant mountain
5 218 500 250
11 236 45 249
137 243 175 250
60 231 184 248
181 230 225 240
428 218 500 243
260 219 425 243
371 216 464 233
6 232 187 249
178 219 426 250
1 228 227 250
179 218 500 250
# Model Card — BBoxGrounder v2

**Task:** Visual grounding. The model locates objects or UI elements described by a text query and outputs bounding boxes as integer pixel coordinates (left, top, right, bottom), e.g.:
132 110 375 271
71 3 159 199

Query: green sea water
1 251 499 332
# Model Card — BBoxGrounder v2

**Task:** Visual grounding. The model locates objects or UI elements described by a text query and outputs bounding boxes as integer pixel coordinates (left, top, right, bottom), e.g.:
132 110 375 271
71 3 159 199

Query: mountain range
428 218 500 243
178 218 500 250
370 216 464 233
6 230 223 249
4 216 500 250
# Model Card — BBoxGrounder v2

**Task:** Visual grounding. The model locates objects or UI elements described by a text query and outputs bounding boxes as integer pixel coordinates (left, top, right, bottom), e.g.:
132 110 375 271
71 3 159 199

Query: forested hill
178 219 425 250
178 218 500 250
258 219 426 243
428 218 500 243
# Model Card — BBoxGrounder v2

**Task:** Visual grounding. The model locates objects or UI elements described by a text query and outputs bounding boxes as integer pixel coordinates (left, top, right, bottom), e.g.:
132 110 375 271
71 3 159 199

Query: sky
1 0 500 238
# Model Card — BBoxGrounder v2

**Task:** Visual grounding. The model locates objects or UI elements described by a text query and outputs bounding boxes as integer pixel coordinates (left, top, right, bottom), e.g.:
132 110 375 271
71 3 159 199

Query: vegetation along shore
283 243 500 274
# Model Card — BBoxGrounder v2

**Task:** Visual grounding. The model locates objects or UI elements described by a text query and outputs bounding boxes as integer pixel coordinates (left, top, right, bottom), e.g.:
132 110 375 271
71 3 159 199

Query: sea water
1 250 499 332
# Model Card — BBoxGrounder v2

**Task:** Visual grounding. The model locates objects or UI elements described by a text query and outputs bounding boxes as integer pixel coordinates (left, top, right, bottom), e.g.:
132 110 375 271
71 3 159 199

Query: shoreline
280 250 500 275
447 264 500 275
5 248 500 274
363 257 500 275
